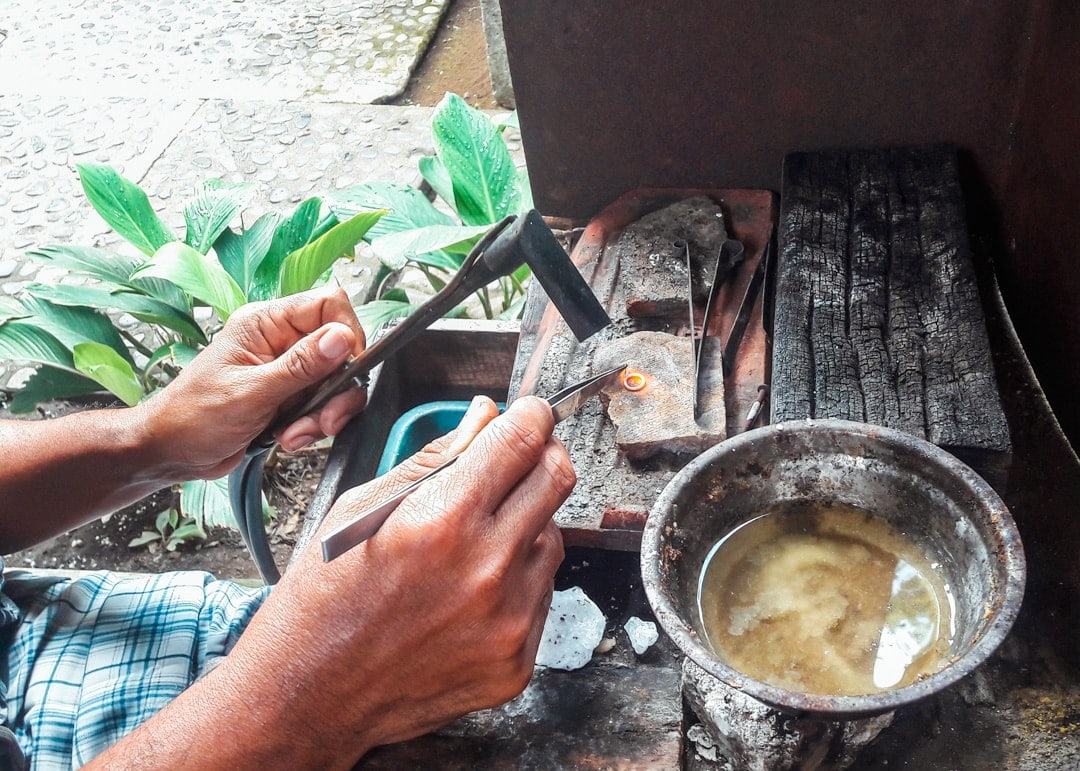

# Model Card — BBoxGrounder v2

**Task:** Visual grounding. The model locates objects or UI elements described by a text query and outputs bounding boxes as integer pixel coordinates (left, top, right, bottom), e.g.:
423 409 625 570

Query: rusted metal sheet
510 189 775 550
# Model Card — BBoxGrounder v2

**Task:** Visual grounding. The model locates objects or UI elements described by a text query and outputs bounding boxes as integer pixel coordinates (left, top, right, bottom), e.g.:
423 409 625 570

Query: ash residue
611 196 732 316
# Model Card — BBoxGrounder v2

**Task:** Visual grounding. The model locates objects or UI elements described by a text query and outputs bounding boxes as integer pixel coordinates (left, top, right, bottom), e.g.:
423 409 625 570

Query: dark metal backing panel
501 1 1032 222
999 0 1080 450
500 1 1080 450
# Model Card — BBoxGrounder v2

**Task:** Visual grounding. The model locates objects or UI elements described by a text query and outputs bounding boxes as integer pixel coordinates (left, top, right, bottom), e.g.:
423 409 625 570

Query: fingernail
447 396 493 454
286 434 317 451
463 394 489 418
328 413 351 436
318 326 351 359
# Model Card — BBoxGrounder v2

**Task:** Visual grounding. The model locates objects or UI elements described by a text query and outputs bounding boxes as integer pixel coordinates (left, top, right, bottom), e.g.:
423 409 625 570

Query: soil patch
393 0 497 109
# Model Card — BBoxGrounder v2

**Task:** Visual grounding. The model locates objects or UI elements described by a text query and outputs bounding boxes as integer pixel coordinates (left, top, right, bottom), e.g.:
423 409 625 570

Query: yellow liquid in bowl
697 501 955 697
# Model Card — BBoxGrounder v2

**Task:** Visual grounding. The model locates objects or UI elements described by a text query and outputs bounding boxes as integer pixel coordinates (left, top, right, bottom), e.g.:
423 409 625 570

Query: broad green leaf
127 274 193 314
417 156 457 214
214 211 283 297
0 297 27 324
144 342 200 376
278 210 386 296
517 166 534 211
329 183 454 241
430 93 521 226
77 164 176 255
27 244 142 286
129 531 162 549
156 509 172 533
311 210 340 241
0 321 76 371
184 180 255 254
251 198 323 301
18 295 134 365
7 366 104 413
133 242 246 321
355 294 418 334
370 224 486 271
181 477 257 529
166 523 207 549
73 342 143 406
27 245 190 312
25 284 207 344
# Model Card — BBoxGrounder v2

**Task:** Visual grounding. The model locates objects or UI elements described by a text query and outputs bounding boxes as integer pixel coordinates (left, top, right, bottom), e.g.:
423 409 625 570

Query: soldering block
594 331 725 460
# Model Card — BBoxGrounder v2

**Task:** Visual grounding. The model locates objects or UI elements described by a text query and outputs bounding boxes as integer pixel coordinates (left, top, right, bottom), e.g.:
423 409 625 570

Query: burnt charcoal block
772 145 1011 487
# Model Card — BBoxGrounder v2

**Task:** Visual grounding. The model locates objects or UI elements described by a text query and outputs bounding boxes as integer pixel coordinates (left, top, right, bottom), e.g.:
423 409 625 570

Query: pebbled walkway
0 0 448 103
0 0 521 389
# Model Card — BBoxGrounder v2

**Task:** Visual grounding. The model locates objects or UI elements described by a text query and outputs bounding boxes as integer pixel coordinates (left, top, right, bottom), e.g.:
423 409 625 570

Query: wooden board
772 145 1011 488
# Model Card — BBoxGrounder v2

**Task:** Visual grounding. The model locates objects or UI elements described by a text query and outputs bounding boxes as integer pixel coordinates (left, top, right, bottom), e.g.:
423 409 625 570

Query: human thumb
264 322 356 399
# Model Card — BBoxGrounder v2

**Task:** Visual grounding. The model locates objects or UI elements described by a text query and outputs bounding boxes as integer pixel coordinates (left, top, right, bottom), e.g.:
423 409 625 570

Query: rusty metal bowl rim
640 418 1027 719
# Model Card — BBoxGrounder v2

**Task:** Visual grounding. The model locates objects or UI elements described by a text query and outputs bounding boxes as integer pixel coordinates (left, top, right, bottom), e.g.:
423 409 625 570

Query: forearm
0 405 180 551
82 654 372 770
82 396 568 769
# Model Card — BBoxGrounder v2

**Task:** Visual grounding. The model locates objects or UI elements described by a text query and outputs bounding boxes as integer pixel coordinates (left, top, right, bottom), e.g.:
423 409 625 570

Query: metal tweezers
677 237 745 420
319 363 628 562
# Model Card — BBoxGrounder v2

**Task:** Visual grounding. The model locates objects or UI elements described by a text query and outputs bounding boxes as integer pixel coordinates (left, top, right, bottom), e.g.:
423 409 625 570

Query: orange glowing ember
622 369 648 392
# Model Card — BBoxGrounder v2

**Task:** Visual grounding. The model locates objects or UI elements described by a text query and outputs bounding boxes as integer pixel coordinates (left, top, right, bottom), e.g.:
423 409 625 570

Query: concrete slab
0 0 450 104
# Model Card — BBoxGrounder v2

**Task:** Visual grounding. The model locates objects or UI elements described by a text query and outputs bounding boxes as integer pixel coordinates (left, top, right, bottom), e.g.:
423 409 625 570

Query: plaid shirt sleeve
0 567 269 770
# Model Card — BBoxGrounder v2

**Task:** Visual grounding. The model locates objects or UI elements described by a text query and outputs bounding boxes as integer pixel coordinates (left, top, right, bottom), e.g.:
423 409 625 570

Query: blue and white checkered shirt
0 560 269 769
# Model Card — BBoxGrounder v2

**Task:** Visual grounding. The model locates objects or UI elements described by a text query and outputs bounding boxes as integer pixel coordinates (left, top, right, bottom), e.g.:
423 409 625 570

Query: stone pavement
0 0 522 388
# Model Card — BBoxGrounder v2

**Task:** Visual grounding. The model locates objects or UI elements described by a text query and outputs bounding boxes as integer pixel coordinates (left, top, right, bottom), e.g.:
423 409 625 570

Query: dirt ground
394 0 498 110
2 0 494 582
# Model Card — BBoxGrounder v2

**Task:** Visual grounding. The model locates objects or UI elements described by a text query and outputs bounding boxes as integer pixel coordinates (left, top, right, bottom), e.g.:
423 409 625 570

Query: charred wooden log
772 145 1011 486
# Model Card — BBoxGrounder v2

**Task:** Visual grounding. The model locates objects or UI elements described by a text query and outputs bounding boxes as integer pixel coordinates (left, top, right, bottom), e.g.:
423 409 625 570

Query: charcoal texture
772 145 1010 482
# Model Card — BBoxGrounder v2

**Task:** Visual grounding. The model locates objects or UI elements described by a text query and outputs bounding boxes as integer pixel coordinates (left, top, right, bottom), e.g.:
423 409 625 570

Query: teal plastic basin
376 400 504 476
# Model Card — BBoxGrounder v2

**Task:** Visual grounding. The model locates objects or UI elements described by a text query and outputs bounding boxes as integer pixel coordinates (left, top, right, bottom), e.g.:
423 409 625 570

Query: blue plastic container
376 400 505 476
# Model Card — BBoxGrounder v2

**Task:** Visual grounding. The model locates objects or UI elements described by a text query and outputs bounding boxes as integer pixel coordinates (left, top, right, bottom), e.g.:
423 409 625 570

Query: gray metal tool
319 363 627 562
678 237 745 420
233 211 613 585
253 209 611 447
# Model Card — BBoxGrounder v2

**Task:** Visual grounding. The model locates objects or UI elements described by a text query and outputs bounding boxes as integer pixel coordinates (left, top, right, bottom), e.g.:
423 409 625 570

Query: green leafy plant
0 164 384 547
328 93 534 332
128 507 208 554
0 93 531 551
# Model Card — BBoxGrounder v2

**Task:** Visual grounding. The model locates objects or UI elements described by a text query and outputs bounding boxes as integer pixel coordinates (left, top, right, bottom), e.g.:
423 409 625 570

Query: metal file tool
319 363 628 562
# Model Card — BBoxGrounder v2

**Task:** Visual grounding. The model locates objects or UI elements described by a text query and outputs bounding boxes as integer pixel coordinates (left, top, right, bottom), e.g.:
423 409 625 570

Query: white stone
535 586 606 671
624 616 659 655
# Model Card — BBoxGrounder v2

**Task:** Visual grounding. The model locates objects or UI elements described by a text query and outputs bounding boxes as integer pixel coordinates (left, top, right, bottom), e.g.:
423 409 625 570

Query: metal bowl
641 419 1026 718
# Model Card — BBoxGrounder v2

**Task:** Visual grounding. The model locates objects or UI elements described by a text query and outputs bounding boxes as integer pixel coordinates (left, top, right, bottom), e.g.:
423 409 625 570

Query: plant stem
478 286 494 319
120 330 156 359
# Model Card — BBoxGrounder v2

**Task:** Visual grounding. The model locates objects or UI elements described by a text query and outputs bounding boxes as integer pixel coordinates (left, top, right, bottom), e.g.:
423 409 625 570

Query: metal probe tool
319 364 627 562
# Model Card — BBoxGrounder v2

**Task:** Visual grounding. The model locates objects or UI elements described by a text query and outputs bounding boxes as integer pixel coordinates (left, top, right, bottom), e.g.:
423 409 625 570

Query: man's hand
0 287 367 549
139 286 367 481
87 395 574 770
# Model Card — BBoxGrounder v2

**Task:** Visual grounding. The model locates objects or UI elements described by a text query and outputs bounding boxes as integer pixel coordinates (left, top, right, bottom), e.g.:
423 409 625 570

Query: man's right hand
88 394 573 770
